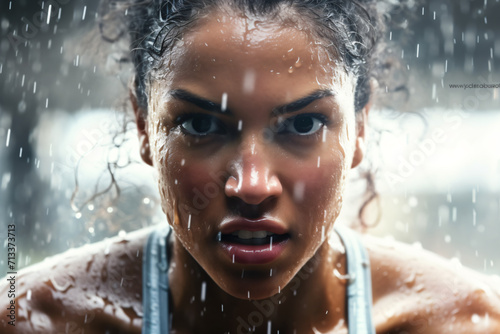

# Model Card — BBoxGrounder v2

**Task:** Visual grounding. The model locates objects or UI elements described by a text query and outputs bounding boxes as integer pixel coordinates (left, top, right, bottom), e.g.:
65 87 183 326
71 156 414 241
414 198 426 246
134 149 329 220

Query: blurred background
0 0 499 276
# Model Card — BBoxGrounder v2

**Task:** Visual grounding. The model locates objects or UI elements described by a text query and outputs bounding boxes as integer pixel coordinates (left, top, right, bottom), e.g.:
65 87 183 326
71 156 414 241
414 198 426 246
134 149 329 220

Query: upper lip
219 217 289 235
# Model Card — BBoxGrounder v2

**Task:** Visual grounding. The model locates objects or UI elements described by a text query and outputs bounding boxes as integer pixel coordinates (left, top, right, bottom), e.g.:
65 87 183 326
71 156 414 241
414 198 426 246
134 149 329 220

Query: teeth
231 230 273 239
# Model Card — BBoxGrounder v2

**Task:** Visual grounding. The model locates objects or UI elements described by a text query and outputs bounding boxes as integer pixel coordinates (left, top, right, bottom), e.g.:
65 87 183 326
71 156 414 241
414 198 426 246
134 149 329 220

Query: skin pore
134 8 368 333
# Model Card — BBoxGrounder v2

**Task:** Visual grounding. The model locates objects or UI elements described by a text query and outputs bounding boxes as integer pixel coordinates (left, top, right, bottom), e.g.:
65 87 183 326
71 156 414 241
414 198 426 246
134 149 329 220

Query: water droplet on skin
242 69 256 94
288 66 294 74
293 181 305 202
471 313 481 324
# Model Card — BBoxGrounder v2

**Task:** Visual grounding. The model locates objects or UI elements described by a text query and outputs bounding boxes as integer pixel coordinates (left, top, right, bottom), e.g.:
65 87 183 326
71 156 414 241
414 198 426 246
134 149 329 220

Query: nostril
226 197 272 219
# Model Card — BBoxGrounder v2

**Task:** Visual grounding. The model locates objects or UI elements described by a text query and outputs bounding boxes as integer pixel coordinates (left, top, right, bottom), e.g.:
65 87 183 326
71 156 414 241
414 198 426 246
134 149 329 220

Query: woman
1 0 500 333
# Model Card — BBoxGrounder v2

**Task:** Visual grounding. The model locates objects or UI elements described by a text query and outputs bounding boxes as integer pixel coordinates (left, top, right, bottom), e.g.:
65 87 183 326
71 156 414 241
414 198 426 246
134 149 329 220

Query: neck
167 231 348 333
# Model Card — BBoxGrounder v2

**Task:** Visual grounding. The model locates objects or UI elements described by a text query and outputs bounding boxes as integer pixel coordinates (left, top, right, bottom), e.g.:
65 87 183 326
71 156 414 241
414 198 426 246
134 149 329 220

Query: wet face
136 10 367 300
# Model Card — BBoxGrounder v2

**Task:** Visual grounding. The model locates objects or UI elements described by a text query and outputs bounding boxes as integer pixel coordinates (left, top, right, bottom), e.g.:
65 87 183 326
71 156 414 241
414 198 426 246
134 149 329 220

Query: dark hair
98 0 407 228
100 0 386 114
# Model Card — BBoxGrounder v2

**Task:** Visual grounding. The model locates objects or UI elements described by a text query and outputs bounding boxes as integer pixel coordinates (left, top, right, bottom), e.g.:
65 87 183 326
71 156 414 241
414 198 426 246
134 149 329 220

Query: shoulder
361 233 500 333
0 226 159 333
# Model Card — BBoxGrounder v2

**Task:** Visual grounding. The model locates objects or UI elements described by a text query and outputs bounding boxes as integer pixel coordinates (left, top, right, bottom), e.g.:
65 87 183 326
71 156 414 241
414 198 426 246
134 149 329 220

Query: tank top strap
334 224 376 334
142 225 172 334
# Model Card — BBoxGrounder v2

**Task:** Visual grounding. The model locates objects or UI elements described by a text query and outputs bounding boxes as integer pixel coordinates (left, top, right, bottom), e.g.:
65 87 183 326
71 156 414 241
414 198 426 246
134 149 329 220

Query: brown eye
278 114 326 136
180 114 225 136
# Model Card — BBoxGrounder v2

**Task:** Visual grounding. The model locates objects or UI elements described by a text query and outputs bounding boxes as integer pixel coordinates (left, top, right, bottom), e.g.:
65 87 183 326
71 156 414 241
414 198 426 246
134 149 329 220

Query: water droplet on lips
288 66 294 74
471 313 480 324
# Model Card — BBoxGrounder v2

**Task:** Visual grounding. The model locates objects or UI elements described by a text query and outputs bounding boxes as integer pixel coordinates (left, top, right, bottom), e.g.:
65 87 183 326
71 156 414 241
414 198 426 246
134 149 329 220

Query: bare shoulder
361 233 500 334
0 226 158 333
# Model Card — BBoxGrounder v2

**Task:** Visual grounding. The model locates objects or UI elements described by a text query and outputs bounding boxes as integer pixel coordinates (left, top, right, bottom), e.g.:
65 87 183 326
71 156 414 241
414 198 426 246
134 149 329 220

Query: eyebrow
169 89 230 114
168 88 333 115
273 89 333 116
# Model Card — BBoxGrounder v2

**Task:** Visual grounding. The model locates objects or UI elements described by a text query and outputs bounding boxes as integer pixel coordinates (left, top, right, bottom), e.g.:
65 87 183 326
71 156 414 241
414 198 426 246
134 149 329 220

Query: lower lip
219 238 289 264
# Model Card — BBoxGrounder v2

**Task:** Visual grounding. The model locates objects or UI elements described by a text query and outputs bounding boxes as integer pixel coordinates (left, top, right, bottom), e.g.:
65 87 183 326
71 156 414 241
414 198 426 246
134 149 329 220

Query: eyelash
173 113 329 137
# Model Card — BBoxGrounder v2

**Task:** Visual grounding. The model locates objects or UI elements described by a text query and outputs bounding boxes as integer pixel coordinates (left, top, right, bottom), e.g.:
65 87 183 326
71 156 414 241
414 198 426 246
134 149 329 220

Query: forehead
164 12 342 86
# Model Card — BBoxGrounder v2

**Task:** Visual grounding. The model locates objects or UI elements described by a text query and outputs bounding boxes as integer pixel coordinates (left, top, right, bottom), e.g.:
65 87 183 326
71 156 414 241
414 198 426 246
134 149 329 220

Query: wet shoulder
361 233 500 334
0 226 158 333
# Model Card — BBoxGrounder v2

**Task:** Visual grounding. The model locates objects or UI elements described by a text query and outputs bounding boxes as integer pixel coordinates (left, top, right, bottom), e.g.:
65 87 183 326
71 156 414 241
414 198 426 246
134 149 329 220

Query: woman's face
137 11 366 299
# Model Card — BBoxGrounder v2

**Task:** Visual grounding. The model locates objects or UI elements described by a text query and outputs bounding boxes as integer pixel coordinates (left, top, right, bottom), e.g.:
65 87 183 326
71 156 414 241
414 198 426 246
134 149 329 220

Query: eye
279 114 326 136
178 114 224 136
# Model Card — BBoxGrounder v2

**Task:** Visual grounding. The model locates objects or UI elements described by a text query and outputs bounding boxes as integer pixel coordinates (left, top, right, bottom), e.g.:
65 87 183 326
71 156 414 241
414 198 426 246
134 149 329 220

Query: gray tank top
142 225 375 333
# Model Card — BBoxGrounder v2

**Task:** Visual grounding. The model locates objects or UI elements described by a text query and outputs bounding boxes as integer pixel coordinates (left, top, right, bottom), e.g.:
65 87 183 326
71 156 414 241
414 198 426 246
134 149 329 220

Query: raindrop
217 232 222 241
473 208 476 226
269 236 273 251
200 281 206 302
269 268 272 277
221 304 224 312
247 291 250 299
82 6 87 21
389 31 392 40
242 69 256 94
317 156 321 168
471 314 480 324
293 181 305 202
107 207 114 213
181 159 185 166
5 128 10 147
47 5 52 25
143 197 151 205
241 269 245 278
88 226 95 234
118 230 126 237
33 81 37 93
416 44 420 58
221 92 228 112
188 214 192 230
444 235 451 243
75 212 82 219
445 59 448 72
18 147 22 158
433 11 436 20
27 289 32 301
472 188 476 203
88 204 94 211
232 254 235 263
267 321 272 334
421 7 425 15
452 207 457 222
238 120 243 131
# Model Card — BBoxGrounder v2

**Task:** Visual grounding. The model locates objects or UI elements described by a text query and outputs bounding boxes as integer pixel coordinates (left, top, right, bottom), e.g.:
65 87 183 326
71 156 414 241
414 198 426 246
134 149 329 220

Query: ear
130 88 153 166
351 102 370 169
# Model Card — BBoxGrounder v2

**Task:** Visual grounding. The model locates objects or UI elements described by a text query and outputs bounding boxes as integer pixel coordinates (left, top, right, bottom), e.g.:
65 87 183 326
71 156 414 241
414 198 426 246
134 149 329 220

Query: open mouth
220 231 290 245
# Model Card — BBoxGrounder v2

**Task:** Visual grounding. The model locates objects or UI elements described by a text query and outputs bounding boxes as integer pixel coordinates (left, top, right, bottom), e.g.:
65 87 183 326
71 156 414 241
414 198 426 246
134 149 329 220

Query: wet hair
99 0 387 114
97 0 408 228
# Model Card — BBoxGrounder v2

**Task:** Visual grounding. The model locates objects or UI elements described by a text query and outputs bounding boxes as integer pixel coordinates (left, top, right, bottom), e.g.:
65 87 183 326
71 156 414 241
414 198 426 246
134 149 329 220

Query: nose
225 134 282 205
